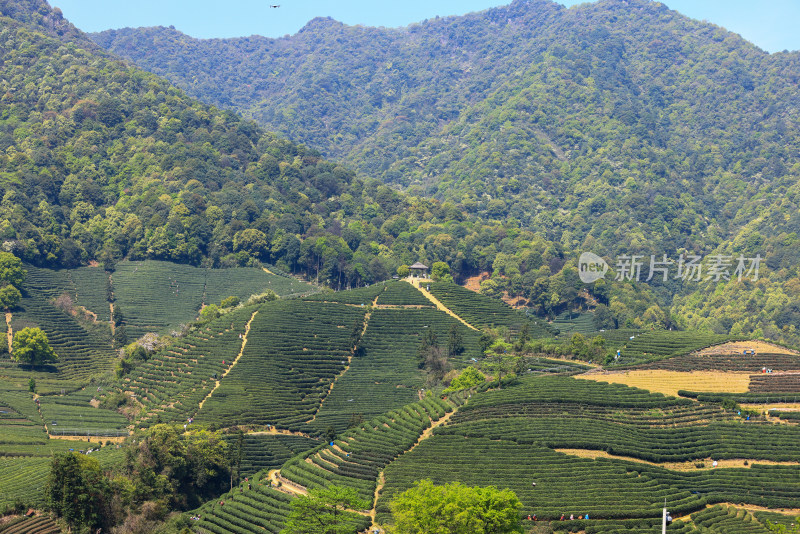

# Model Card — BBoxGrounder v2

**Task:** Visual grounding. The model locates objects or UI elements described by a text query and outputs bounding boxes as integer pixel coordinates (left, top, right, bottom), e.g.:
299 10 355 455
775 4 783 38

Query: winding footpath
407 278 478 331
196 309 258 412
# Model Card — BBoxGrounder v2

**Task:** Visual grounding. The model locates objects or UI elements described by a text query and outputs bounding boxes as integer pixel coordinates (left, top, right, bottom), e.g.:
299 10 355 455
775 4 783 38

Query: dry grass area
746 403 800 412
555 449 800 470
49 434 127 443
698 341 798 355
463 272 489 292
577 370 750 397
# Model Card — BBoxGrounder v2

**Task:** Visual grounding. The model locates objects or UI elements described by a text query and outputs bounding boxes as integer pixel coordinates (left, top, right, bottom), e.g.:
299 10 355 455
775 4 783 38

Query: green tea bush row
378 435 702 523
282 396 456 503
311 308 479 432
428 282 551 336
196 301 366 429
375 281 434 307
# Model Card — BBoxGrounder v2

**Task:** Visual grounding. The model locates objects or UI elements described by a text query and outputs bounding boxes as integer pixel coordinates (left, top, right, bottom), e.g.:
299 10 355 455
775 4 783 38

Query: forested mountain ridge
91 0 800 342
0 0 526 291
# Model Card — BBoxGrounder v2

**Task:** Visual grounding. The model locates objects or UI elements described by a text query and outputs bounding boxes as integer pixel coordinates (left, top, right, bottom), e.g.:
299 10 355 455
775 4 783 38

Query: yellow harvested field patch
577 370 750 397
745 403 800 412
697 341 798 355
555 449 800 470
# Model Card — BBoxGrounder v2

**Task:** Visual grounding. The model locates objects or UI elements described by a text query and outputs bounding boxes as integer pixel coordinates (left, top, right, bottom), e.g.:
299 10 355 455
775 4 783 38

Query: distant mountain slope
1 0 533 293
91 0 800 344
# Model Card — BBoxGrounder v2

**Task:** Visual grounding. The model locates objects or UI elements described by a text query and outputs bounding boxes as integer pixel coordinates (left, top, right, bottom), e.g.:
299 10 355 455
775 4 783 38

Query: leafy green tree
513 322 530 352
447 324 464 358
281 485 369 534
199 304 221 322
0 252 25 288
220 295 240 308
0 284 21 310
444 366 486 392
431 262 454 283
46 452 116 533
397 264 410 278
390 479 522 534
127 425 231 508
12 327 57 365
233 228 270 260
478 330 495 354
481 340 516 388
112 304 125 326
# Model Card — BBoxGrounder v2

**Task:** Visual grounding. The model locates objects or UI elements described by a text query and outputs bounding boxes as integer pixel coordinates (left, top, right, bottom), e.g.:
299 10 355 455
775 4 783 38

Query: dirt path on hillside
555 449 800 470
268 469 308 496
407 279 478 331
367 407 458 532
370 472 386 528
196 309 258 412
308 296 377 423
5 311 12 353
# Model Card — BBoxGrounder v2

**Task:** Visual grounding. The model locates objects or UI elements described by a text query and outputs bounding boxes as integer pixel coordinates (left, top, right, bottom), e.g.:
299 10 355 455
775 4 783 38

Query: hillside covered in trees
0 0 797 343
92 0 800 342
0 0 519 290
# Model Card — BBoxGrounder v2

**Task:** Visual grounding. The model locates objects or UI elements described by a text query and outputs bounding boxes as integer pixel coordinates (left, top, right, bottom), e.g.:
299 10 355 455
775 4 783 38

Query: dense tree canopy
46 452 116 533
390 479 523 534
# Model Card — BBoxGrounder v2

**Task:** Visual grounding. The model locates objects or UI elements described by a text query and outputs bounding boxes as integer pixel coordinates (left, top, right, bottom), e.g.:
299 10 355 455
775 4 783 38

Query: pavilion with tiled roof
409 262 428 278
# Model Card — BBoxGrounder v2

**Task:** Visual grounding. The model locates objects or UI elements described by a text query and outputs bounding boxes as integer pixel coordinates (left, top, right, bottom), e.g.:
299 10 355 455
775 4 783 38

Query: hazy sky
51 0 799 53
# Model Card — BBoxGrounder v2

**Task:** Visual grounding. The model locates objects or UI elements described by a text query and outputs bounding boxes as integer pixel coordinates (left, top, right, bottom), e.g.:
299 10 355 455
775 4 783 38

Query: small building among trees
409 262 429 278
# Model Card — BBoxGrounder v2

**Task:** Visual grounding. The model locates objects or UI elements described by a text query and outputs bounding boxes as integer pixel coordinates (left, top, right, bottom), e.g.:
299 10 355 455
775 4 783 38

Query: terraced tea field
552 311 597 335
222 433 320 478
0 456 51 508
310 307 480 432
122 305 256 427
196 300 366 431
282 396 463 503
11 266 116 380
374 281 434 307
113 260 312 338
38 388 128 437
427 281 552 336
602 331 733 367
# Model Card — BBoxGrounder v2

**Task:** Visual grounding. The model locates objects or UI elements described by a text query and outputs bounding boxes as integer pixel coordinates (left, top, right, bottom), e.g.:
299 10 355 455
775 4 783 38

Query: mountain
91 0 800 343
0 0 525 291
